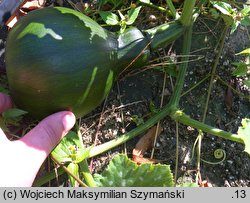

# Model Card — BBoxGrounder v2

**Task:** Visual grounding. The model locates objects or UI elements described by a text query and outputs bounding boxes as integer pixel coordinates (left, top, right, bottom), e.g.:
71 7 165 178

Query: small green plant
131 114 144 126
232 47 250 87
209 1 250 33
0 108 27 131
99 5 141 32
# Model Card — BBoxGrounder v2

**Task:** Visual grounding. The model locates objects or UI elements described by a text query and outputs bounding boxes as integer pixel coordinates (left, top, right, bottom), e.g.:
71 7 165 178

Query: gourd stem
180 0 197 26
144 21 185 51
170 110 243 144
168 24 193 108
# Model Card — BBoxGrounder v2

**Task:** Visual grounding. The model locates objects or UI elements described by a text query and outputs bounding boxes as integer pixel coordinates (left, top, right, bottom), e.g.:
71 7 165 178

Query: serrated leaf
94 154 174 187
232 62 248 76
236 48 250 55
2 108 28 119
126 6 141 25
67 163 79 187
99 11 119 25
51 131 91 164
237 118 250 154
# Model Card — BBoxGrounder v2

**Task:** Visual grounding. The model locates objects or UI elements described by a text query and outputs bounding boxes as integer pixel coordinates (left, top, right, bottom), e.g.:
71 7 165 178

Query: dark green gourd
5 7 184 119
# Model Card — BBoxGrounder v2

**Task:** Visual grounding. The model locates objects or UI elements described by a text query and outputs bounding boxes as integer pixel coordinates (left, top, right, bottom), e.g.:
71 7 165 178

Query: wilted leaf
237 118 250 154
200 180 213 187
51 131 91 164
99 11 119 25
21 0 46 11
224 86 233 110
132 125 162 164
94 154 174 187
6 0 45 28
132 156 161 164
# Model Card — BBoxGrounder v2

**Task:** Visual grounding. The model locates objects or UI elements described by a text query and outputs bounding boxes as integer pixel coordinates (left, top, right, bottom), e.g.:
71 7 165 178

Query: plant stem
76 126 96 187
87 103 173 158
202 25 228 122
33 167 65 187
180 0 197 26
171 110 243 144
181 74 210 97
174 121 179 186
79 160 96 187
169 24 193 107
166 0 180 19
51 157 88 187
138 0 170 14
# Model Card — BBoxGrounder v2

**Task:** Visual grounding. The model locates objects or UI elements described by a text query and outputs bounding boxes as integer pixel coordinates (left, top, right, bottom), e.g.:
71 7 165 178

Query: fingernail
62 112 76 131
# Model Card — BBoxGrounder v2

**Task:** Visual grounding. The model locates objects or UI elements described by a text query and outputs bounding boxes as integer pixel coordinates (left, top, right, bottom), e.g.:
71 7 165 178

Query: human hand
0 93 76 186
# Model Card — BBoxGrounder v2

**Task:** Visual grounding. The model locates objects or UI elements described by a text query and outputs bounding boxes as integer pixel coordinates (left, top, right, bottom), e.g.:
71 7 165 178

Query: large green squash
5 7 184 119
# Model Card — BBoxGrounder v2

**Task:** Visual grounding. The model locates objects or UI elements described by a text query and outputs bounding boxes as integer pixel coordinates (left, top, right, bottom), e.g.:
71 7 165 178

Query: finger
0 93 13 113
13 111 75 186
19 111 76 155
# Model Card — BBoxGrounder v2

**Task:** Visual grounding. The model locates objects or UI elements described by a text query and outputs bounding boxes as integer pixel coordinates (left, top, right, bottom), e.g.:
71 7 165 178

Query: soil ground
0 1 249 187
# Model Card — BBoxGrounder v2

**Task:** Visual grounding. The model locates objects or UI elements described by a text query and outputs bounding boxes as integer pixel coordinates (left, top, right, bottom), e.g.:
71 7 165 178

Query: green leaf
51 131 91 164
240 16 250 26
232 62 248 76
243 78 250 88
126 6 141 25
221 14 234 26
99 11 119 25
210 1 233 15
0 85 9 94
236 48 250 55
230 20 240 34
2 108 27 119
209 8 220 19
0 117 8 132
94 154 174 187
237 118 250 154
67 163 79 187
131 115 144 126
241 6 250 15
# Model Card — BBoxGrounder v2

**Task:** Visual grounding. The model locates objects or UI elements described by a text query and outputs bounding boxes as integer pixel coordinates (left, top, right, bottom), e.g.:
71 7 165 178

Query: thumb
19 111 76 155
5 111 75 187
